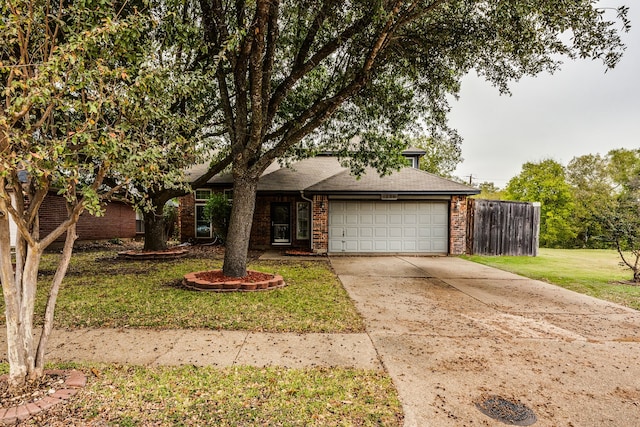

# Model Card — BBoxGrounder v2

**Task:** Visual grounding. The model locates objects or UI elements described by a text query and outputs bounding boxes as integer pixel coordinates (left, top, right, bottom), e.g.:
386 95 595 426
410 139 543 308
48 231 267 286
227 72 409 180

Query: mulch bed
0 370 87 425
117 248 189 260
0 373 65 408
195 270 275 283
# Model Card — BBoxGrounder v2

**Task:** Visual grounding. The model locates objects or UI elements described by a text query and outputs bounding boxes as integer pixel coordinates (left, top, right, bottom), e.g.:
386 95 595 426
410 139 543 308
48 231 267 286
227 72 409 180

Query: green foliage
596 150 640 281
203 193 233 241
475 182 503 200
607 148 640 189
566 153 615 248
411 135 463 177
163 201 179 241
504 159 575 247
1 0 155 236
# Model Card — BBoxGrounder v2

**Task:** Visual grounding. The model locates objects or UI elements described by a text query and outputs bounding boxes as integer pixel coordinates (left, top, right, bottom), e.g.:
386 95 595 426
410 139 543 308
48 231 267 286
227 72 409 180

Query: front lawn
21 248 364 332
464 248 640 310
10 363 403 426
1 249 403 425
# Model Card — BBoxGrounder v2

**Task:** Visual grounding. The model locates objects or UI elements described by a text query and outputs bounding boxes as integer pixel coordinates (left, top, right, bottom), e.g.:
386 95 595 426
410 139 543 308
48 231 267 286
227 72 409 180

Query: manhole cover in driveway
475 395 537 426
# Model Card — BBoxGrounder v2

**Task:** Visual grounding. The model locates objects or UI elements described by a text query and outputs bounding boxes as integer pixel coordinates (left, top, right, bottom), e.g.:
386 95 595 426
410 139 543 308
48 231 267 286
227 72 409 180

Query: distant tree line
474 148 640 255
478 149 640 249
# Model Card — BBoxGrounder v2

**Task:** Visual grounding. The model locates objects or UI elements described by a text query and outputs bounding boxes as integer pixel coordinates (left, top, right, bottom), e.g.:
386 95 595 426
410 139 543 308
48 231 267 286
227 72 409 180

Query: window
135 211 145 234
195 189 211 201
195 189 212 238
296 202 310 240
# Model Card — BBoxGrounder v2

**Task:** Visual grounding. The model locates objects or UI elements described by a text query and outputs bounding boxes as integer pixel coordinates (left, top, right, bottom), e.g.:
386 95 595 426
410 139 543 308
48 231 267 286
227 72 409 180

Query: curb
0 370 87 425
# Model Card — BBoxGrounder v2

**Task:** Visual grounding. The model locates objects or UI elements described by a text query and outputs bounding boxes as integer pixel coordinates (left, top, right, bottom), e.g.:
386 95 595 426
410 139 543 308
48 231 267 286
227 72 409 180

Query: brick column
312 195 328 253
449 195 468 255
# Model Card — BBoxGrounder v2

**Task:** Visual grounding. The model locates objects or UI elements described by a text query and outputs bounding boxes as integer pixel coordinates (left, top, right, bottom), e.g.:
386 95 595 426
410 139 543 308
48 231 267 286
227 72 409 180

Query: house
181 149 479 255
4 191 137 247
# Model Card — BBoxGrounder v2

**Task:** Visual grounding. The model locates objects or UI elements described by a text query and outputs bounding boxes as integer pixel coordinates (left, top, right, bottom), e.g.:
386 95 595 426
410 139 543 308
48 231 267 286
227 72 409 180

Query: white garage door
328 201 448 253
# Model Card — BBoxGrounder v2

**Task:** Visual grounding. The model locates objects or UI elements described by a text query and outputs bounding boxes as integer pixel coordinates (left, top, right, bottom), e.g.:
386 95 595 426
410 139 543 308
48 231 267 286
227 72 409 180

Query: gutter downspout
300 191 314 252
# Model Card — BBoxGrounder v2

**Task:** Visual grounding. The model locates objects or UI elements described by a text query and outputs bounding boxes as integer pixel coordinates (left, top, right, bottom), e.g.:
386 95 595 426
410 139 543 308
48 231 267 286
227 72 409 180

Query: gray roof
189 155 478 195
306 163 477 194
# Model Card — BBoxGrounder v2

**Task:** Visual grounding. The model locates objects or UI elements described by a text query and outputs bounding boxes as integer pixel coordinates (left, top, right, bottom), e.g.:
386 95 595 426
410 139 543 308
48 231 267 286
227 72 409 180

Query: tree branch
266 14 370 126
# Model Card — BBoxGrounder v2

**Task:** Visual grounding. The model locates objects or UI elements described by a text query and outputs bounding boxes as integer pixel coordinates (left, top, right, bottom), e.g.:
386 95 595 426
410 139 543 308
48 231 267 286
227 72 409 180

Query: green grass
463 248 640 310
15 363 403 426
17 250 364 332
2 251 402 425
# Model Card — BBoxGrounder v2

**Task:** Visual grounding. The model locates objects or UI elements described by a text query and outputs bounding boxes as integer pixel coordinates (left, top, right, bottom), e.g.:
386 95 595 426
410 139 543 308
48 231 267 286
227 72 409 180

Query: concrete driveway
330 256 640 427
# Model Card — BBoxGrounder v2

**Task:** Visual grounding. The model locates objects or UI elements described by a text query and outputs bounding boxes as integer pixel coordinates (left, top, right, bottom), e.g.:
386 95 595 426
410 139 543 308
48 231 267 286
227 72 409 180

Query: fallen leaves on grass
15 364 403 426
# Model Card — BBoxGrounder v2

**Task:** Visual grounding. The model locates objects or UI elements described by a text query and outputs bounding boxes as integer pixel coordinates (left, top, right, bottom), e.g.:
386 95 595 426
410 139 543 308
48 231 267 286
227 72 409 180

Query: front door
271 203 291 244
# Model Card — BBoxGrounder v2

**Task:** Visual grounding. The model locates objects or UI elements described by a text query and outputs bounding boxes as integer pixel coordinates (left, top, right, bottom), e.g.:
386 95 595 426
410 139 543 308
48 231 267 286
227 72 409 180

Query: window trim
194 188 213 239
195 188 212 202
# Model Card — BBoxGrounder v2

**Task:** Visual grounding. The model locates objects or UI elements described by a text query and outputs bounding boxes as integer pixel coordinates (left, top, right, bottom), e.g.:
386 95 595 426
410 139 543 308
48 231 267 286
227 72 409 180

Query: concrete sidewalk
0 329 382 370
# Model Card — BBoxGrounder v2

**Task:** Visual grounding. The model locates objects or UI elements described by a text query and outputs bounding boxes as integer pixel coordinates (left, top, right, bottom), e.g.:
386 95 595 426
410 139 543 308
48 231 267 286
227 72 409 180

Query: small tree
204 193 233 241
600 149 640 282
601 188 640 283
0 1 152 387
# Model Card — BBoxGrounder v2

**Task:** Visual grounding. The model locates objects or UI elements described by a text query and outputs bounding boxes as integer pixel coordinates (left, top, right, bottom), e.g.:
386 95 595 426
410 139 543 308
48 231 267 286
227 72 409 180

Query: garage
328 200 448 253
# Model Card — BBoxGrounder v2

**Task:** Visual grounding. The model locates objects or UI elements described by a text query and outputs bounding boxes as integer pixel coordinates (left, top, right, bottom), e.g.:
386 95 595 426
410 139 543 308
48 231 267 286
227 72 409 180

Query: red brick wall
251 195 310 250
39 194 136 242
312 195 328 253
180 192 313 251
179 194 196 241
449 195 469 255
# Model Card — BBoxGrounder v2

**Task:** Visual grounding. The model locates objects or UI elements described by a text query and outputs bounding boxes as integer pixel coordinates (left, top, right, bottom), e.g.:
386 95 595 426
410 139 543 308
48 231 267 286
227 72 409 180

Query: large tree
566 153 615 247
0 0 153 387
195 0 629 277
412 134 463 177
503 159 576 247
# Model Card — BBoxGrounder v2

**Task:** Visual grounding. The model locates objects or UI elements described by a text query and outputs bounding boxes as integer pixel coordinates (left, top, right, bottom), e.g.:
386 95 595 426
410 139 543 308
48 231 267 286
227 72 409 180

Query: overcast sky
449 3 639 188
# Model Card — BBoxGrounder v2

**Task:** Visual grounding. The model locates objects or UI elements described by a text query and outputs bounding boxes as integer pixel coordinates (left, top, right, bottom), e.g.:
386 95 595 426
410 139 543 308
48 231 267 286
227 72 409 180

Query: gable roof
189 155 478 196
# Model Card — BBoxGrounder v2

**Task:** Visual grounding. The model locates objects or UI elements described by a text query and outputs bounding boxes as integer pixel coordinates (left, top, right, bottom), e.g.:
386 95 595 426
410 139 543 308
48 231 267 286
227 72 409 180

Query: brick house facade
39 193 137 243
181 152 479 255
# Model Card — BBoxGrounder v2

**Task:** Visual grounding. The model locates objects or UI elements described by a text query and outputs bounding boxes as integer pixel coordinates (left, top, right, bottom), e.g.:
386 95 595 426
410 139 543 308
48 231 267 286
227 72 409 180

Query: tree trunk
143 206 168 251
3 244 42 388
222 175 258 277
34 223 77 375
0 205 27 387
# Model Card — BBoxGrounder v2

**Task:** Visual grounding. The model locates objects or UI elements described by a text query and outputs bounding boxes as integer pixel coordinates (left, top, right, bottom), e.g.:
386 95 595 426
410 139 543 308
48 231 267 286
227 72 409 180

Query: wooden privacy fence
467 199 540 256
